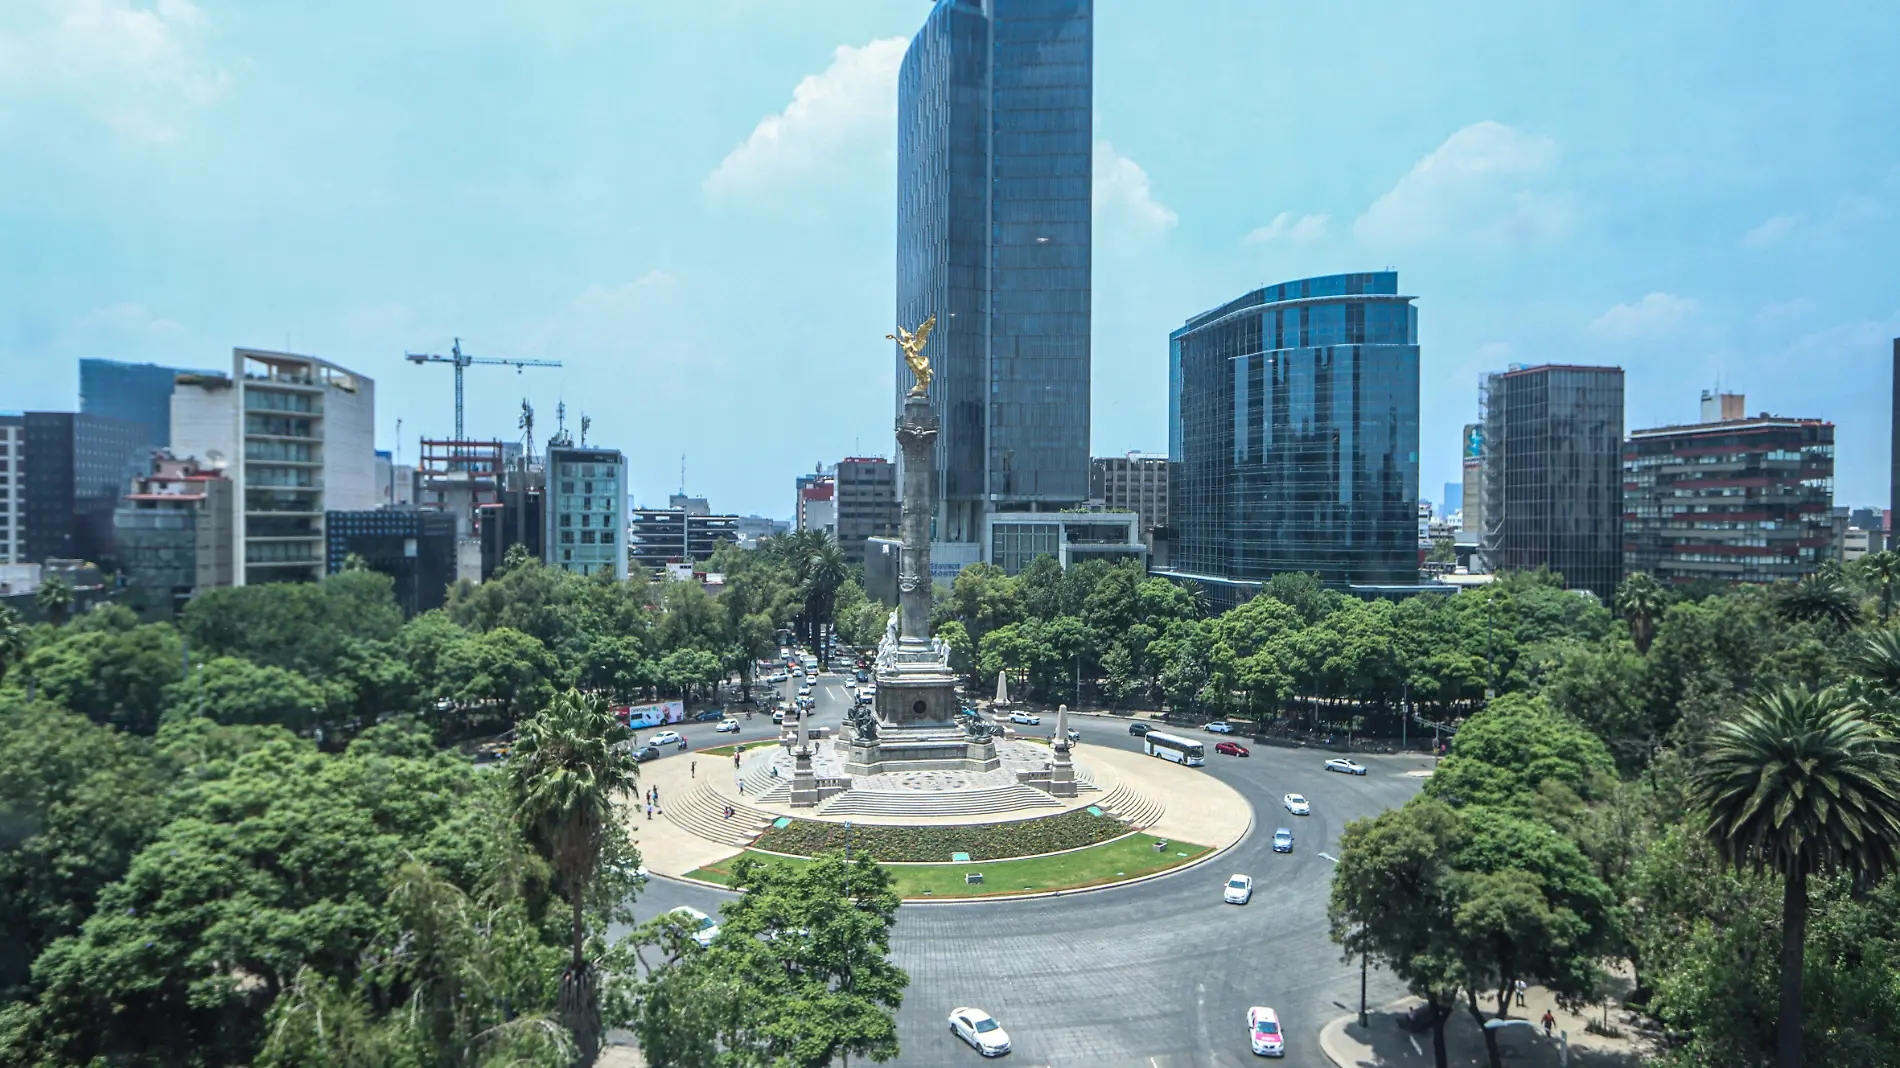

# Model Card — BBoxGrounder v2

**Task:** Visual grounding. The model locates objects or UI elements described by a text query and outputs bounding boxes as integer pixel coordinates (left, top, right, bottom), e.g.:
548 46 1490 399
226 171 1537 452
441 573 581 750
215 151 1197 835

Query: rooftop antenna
519 399 535 464
549 400 570 447
580 413 591 448
679 454 686 496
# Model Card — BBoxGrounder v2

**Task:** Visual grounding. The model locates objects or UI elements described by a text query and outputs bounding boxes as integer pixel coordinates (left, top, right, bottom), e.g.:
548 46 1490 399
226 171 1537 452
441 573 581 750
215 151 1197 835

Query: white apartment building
172 349 376 585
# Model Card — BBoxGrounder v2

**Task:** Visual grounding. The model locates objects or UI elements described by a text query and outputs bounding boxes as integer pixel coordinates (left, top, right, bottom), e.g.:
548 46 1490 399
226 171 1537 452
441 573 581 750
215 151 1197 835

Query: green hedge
752 808 1129 861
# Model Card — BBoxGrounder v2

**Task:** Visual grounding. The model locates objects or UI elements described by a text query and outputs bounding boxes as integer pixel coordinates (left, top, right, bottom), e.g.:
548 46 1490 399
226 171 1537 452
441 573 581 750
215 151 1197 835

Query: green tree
1423 694 1615 816
0 606 26 687
435 627 562 733
18 623 183 734
1694 686 1900 1068
1615 572 1667 655
800 539 850 667
1774 572 1862 632
509 690 638 1066
165 655 328 732
1860 550 1900 623
1330 799 1465 1068
34 577 74 628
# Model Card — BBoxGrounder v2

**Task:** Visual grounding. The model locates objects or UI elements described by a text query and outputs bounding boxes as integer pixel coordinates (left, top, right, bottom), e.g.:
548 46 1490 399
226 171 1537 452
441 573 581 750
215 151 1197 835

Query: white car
1248 1005 1285 1057
669 906 720 949
798 685 812 697
1223 873 1254 905
1324 757 1368 776
649 730 683 748
948 1007 1011 1057
1205 721 1234 734
1008 710 1040 725
715 718 740 733
1283 793 1310 815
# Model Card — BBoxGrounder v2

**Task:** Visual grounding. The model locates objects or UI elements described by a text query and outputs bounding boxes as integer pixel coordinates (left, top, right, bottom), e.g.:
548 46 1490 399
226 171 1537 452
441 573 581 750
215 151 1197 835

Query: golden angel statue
888 315 937 396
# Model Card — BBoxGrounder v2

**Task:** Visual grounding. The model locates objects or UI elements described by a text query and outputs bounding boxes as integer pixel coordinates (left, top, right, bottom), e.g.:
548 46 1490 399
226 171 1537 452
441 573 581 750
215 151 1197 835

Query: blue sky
3 0 1896 519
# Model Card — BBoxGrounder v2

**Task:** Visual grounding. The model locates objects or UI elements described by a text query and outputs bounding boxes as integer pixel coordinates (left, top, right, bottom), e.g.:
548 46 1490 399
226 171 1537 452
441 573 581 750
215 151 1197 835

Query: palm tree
1774 572 1861 631
1614 572 1667 655
0 606 26 687
1864 551 1900 623
510 689 639 1064
1695 686 1900 1068
802 538 850 668
34 576 74 628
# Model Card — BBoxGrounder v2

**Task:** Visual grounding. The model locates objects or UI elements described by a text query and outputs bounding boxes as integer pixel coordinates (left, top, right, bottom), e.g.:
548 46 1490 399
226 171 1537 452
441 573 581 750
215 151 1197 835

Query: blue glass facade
80 358 208 448
1168 272 1420 594
897 0 1092 544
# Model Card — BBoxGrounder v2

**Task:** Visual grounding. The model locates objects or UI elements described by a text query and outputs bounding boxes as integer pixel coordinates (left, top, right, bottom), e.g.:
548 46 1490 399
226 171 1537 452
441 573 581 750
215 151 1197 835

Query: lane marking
1318 852 1339 864
1410 1035 1423 1056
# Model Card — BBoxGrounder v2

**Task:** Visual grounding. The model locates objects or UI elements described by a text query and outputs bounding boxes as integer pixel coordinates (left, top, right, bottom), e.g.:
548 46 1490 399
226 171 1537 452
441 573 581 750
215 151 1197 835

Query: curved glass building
896 0 1093 560
1166 272 1420 603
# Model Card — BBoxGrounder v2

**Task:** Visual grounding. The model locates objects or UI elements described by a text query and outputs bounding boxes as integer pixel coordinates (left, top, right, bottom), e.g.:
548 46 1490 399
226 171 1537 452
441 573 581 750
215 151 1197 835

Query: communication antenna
580 413 592 448
679 454 686 495
519 400 535 463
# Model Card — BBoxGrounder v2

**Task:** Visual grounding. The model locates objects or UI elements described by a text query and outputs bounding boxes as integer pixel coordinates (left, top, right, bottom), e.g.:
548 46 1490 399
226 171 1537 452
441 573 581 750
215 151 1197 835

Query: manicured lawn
686 833 1211 899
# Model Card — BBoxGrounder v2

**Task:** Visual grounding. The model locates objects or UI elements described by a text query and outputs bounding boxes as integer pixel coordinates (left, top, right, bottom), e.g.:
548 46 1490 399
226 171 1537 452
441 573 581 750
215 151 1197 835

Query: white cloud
1244 212 1329 246
1743 214 1803 246
704 37 905 198
79 301 184 336
0 0 227 140
1587 292 1699 341
1094 140 1176 235
1353 121 1573 247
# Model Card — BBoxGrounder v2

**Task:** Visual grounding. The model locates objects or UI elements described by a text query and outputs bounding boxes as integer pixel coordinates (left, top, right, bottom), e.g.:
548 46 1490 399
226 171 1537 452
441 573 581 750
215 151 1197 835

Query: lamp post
1358 943 1369 1028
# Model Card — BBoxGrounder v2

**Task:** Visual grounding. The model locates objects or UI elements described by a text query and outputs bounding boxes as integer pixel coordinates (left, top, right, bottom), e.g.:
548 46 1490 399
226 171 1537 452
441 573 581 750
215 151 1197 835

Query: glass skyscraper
80 358 212 448
896 0 1093 551
1167 272 1420 604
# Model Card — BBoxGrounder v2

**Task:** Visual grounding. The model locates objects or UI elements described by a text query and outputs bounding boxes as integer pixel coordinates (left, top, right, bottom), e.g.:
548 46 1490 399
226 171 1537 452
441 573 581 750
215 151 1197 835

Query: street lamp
1484 1018 1567 1066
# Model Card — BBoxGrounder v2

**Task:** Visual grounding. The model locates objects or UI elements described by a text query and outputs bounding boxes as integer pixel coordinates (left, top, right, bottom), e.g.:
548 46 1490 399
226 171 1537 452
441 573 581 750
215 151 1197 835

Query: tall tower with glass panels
1166 272 1421 607
896 0 1092 565
544 444 628 580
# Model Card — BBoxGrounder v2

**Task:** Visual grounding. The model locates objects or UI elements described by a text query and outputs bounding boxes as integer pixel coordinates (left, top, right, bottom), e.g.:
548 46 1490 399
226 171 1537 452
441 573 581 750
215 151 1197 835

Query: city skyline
3 2 1897 519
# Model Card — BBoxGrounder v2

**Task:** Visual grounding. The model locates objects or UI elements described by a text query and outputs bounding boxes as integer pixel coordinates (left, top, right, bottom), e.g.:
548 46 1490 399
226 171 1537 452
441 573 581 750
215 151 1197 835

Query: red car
1215 741 1250 757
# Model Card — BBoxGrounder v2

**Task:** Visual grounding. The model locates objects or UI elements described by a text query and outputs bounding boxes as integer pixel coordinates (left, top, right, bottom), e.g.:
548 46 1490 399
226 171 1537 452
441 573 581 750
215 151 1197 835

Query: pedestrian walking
1541 1010 1555 1037
1515 979 1527 1008
645 803 652 821
739 778 746 794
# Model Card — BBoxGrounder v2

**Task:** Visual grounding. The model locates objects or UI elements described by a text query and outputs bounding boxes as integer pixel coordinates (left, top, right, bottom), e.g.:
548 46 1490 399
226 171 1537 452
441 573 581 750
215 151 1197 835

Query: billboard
617 700 685 728
1463 423 1484 461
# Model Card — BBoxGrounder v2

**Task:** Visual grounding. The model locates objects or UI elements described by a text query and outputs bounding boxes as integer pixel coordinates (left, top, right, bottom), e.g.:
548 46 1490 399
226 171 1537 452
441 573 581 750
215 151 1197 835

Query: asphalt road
621 670 1428 1067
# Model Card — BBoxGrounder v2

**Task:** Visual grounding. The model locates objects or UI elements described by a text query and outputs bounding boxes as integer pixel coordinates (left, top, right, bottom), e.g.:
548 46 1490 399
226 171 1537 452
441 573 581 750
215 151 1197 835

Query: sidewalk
1320 984 1654 1068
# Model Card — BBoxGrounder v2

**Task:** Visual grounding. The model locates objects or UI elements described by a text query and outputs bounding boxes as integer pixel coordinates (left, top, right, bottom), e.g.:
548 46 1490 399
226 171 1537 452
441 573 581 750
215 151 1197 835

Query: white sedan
1205 721 1234 734
649 730 683 748
949 1007 1011 1057
1283 793 1310 815
1008 710 1041 725
715 719 741 733
1325 757 1367 776
1223 873 1254 905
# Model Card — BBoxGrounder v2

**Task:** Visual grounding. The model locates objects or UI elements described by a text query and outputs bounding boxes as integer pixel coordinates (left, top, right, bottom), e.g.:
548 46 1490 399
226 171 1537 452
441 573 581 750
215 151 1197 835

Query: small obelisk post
1049 702 1077 797
790 706 818 808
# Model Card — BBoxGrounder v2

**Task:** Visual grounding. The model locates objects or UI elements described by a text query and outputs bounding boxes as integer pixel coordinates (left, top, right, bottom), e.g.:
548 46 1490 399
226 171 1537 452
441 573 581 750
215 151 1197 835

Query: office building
669 494 711 516
21 411 154 566
1441 481 1463 516
0 416 21 564
326 508 459 615
1700 389 1745 424
734 515 790 549
896 0 1094 558
114 454 234 615
1090 452 1169 535
374 450 416 507
477 461 544 579
80 358 213 448
629 508 739 575
835 457 899 564
1624 401 1836 584
1481 364 1624 599
171 349 377 584
985 510 1144 576
544 445 627 580
1163 272 1421 607
796 476 836 537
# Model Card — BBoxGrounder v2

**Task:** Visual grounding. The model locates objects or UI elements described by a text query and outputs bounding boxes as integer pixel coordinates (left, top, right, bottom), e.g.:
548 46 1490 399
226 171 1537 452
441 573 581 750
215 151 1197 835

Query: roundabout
618 678 1431 1067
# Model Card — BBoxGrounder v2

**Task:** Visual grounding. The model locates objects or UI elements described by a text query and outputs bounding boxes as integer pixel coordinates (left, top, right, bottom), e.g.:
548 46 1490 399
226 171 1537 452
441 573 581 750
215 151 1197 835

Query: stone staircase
661 782 776 848
816 783 1063 818
1094 781 1165 830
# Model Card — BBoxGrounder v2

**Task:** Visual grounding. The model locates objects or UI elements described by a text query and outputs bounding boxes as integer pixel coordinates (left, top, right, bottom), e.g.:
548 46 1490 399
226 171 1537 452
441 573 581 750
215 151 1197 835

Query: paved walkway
1320 983 1654 1068
628 736 1254 880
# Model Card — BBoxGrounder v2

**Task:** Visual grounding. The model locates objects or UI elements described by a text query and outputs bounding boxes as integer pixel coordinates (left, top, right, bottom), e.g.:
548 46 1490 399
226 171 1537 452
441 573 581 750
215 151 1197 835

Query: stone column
894 394 938 647
1049 703 1077 797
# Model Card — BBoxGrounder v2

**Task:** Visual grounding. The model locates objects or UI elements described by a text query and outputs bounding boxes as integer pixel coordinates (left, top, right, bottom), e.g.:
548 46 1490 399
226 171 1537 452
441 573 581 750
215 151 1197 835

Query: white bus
1143 730 1205 766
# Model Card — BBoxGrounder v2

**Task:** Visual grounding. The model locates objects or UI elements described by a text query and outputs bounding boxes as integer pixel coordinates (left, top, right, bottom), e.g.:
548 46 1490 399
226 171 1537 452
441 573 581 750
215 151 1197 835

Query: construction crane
405 338 561 440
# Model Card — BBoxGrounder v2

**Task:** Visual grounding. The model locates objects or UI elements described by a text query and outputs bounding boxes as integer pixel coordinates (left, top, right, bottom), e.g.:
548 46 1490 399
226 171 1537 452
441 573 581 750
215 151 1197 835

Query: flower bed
751 808 1128 862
